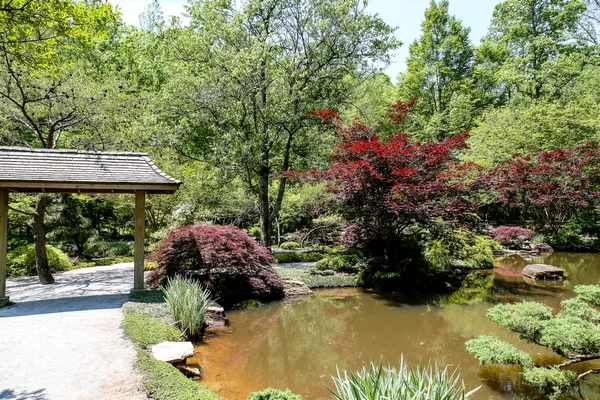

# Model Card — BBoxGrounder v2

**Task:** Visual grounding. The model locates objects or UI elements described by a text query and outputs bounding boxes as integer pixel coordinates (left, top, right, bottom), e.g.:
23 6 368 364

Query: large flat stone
283 279 313 298
151 341 194 363
523 264 565 280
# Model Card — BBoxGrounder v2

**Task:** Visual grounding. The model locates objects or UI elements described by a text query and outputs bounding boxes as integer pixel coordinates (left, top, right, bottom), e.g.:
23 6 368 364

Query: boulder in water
523 264 565 280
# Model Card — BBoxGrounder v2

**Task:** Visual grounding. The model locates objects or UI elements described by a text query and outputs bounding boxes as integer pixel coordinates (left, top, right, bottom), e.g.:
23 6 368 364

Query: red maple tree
308 100 481 261
484 143 600 232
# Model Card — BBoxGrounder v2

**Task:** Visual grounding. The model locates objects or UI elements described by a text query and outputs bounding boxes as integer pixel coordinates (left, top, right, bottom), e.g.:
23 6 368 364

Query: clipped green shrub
279 242 301 250
83 239 132 259
466 285 600 399
247 388 302 400
315 255 361 273
330 360 478 400
161 276 213 340
7 244 73 277
273 252 325 263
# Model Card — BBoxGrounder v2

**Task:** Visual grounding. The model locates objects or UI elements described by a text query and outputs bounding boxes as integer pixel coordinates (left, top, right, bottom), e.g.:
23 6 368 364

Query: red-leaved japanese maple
485 143 600 233
308 102 480 264
146 224 283 307
488 226 534 249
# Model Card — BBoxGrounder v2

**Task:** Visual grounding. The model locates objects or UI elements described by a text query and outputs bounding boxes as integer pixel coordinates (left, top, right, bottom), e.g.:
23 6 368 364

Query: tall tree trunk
259 167 271 248
33 195 54 284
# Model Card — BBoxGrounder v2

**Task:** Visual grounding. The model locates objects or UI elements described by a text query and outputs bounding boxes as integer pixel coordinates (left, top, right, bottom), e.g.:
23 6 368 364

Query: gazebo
0 147 181 306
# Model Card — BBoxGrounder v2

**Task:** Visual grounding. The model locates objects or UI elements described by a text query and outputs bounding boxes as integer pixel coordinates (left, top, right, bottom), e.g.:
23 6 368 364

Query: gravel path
0 264 147 400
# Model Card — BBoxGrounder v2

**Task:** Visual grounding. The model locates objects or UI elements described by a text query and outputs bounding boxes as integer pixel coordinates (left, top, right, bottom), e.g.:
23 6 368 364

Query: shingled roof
0 147 181 194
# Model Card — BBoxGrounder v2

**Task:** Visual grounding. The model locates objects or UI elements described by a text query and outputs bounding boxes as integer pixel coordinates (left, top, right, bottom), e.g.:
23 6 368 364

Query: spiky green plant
161 276 212 340
329 359 479 400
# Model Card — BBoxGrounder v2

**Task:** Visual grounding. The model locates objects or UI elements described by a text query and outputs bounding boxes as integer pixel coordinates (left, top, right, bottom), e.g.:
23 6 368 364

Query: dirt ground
0 264 147 400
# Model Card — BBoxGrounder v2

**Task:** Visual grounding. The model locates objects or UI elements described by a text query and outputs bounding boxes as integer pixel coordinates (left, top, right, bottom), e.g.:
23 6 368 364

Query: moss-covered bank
121 291 220 400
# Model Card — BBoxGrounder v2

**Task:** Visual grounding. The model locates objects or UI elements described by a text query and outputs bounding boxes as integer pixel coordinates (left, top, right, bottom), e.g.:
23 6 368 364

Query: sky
109 0 501 82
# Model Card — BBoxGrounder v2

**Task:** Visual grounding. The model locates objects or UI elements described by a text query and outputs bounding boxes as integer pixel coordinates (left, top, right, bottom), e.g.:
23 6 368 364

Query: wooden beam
133 190 146 291
0 189 9 306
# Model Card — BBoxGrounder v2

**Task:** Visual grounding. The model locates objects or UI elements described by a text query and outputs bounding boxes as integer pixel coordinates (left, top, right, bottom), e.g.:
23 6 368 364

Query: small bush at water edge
7 244 73 277
315 254 361 273
247 388 302 400
279 241 300 249
330 359 479 400
162 276 212 340
147 224 284 308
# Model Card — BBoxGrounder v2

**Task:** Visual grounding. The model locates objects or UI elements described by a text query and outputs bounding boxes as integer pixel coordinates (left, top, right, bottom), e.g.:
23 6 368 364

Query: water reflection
194 252 600 400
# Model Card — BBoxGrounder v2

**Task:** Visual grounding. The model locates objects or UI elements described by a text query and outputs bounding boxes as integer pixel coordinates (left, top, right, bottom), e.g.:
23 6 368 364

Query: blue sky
110 0 501 81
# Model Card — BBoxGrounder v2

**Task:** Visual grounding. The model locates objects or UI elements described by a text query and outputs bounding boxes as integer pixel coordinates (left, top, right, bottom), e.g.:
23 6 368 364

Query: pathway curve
0 264 147 400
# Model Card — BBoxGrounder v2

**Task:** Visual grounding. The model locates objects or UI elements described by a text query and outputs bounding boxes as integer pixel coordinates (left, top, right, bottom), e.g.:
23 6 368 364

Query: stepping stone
523 264 565 280
151 341 194 363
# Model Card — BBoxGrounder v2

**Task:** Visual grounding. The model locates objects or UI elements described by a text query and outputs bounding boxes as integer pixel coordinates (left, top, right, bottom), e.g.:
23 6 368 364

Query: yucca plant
161 276 213 340
330 358 479 400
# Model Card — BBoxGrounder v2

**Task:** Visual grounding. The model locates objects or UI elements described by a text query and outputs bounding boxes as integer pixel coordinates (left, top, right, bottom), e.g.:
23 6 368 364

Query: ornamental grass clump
161 276 212 340
330 359 479 400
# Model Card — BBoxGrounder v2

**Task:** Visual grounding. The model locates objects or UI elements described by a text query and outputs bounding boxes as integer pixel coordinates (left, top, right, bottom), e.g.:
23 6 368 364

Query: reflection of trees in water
446 271 495 304
198 255 600 400
230 291 363 397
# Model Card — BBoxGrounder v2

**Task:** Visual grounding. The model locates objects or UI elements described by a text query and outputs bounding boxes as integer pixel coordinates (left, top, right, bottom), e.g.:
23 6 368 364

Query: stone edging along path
0 264 147 400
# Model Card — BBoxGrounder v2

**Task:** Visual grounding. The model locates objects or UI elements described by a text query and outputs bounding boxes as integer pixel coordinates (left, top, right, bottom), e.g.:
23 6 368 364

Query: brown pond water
192 253 600 400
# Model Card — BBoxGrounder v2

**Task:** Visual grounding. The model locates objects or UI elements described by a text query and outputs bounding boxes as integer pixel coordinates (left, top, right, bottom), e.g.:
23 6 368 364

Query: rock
205 303 228 327
523 264 565 280
151 341 194 363
175 363 203 378
283 279 313 298
533 243 553 253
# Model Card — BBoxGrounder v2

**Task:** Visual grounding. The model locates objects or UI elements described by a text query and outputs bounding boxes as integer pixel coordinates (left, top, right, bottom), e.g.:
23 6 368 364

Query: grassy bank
275 267 356 288
121 291 220 400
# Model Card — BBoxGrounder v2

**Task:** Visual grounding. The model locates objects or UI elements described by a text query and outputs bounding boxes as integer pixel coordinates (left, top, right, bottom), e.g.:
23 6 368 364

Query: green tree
580 0 600 45
466 285 600 399
166 0 399 247
478 0 588 102
0 0 117 284
138 0 164 34
467 64 600 163
397 0 474 140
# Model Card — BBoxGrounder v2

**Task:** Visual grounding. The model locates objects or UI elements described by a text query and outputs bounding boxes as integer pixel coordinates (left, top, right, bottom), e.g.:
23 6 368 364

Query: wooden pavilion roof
0 147 181 194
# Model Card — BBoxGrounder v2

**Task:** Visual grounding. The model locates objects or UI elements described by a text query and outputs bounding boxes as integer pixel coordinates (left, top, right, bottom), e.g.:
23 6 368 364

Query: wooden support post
133 190 146 292
0 189 9 306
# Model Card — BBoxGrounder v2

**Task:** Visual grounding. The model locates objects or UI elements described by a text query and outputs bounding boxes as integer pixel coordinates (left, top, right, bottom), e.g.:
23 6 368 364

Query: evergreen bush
247 388 302 400
7 244 73 277
466 285 600 399
279 241 300 249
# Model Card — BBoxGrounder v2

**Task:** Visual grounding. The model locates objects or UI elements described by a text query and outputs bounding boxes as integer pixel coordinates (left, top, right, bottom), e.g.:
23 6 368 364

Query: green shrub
280 241 300 249
548 226 583 250
330 360 478 400
83 239 132 259
161 276 213 340
521 367 577 400
7 244 73 277
315 255 361 273
247 388 302 400
273 252 325 263
426 230 498 271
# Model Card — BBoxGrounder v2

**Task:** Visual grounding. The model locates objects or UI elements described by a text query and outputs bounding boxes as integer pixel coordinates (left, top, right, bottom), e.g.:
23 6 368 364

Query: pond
192 252 600 399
